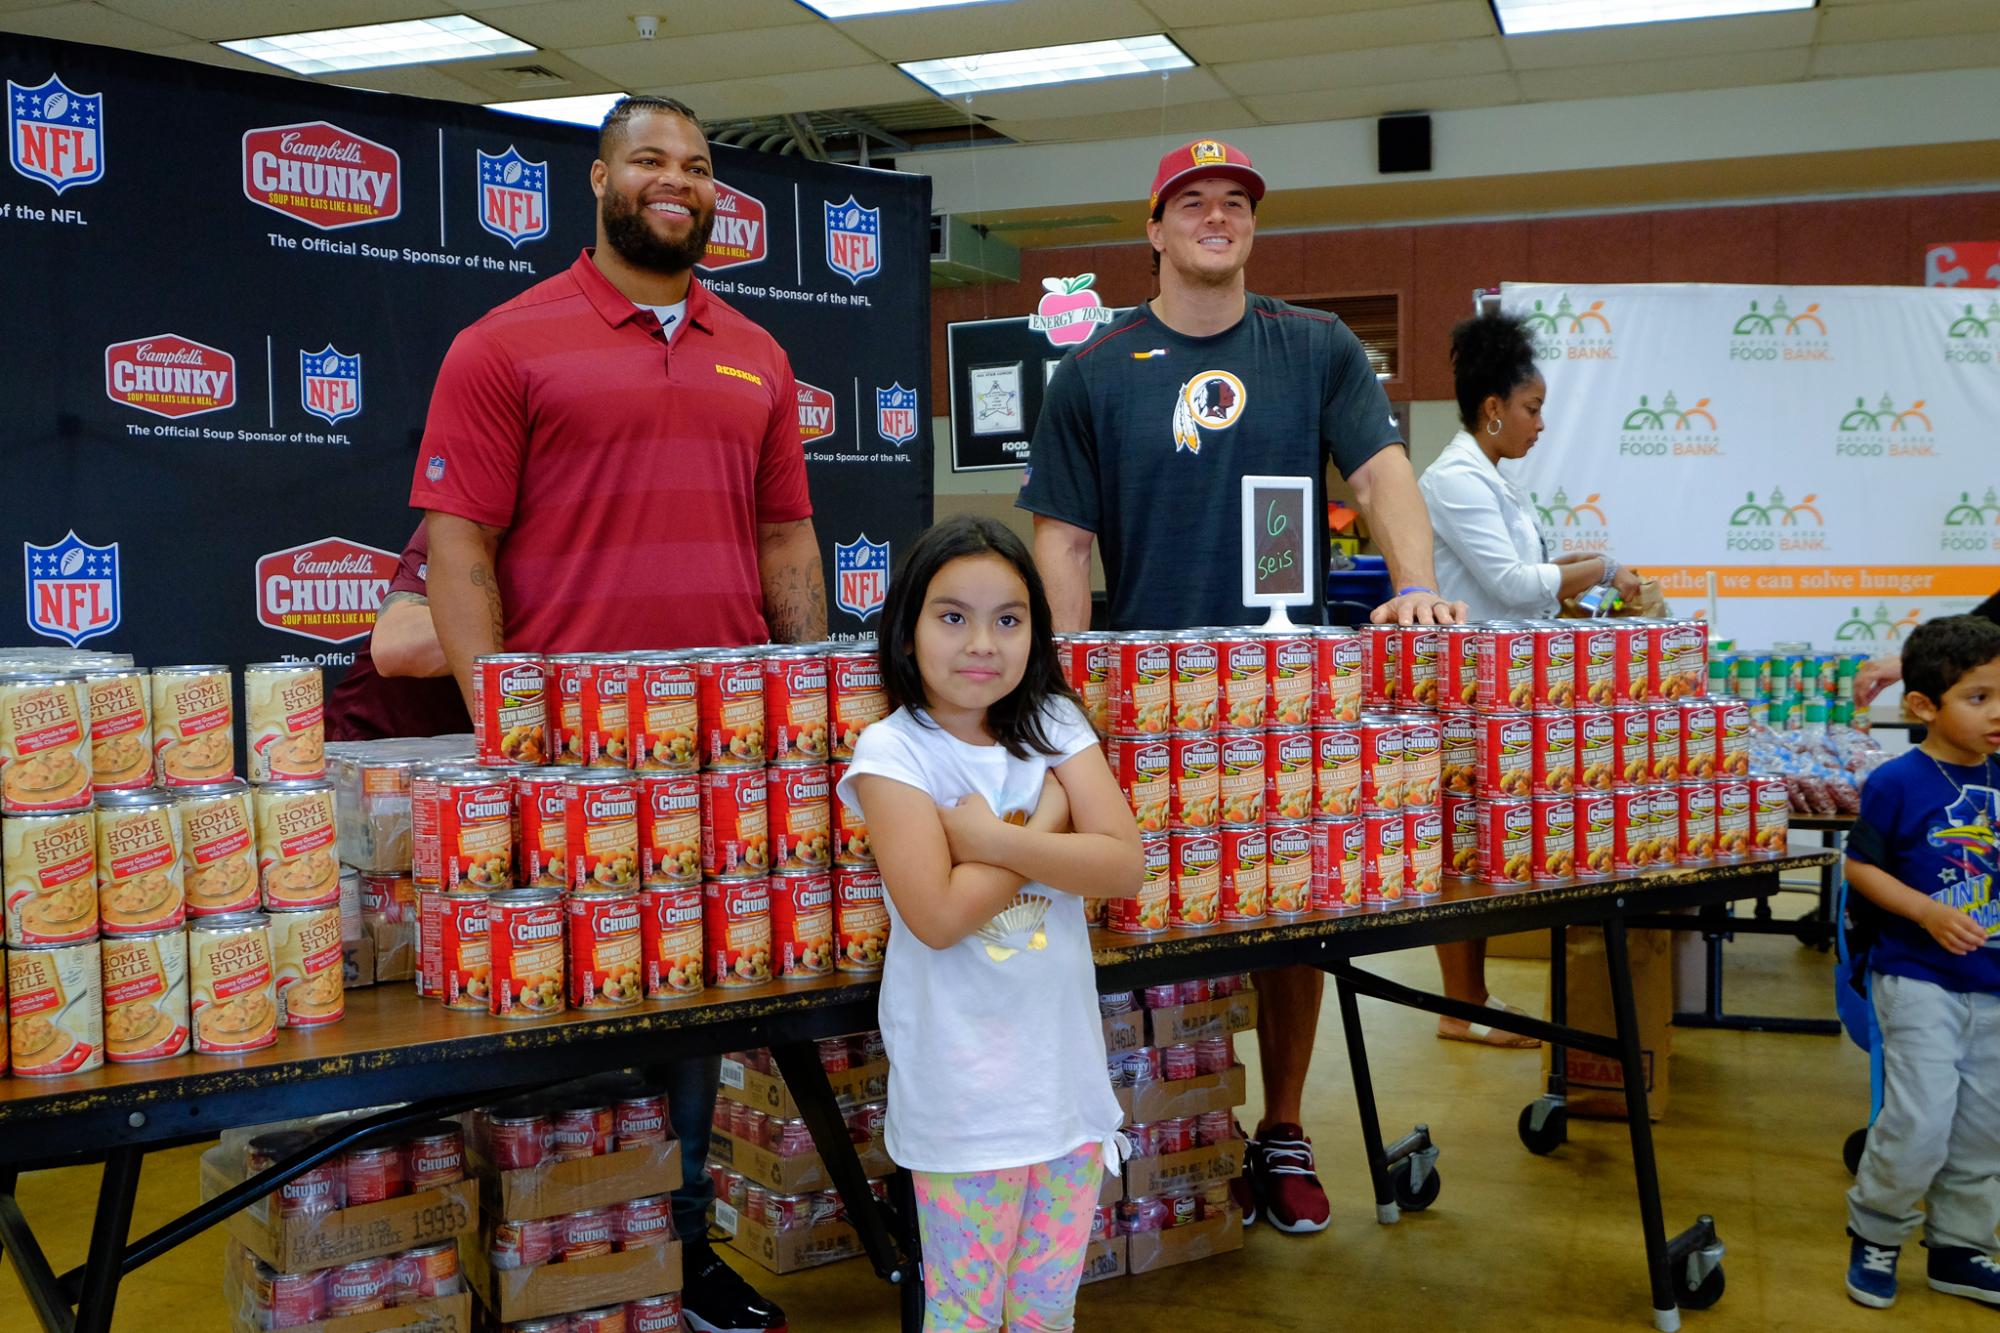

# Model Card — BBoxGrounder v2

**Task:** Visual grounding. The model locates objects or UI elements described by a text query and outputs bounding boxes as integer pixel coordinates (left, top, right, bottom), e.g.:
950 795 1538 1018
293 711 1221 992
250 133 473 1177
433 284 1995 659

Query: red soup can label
1576 626 1618 707
1361 624 1401 708
1477 797 1532 885
1265 634 1314 728
768 763 831 872
1108 836 1171 934
1646 704 1682 785
1750 775 1788 854
1440 713 1477 799
1216 637 1267 731
631 656 699 772
1056 636 1113 735
473 655 546 767
698 657 766 769
1313 630 1363 725
547 655 591 766
1576 792 1615 878
1362 810 1405 903
1169 734 1220 829
437 894 490 1012
829 652 888 760
701 768 770 880
1531 625 1577 711
1576 709 1615 792
488 892 564 1018
1439 627 1483 712
1357 715 1404 810
639 774 701 888
1169 636 1219 733
516 772 570 890
1266 820 1313 916
1442 795 1479 879
1717 698 1752 777
1650 787 1681 868
763 652 829 764
1216 732 1265 826
1264 728 1314 821
1113 735 1172 834
708 877 775 985
832 867 884 972
1170 831 1220 928
1475 713 1533 799
1312 726 1361 817
771 869 834 977
582 658 635 767
1404 806 1443 898
1612 707 1650 786
1532 712 1577 795
1478 626 1535 712
567 774 640 893
1311 816 1363 910
1218 825 1268 921
1613 623 1650 704
1679 700 1719 780
1677 782 1718 862
567 893 642 1010
1715 779 1752 859
1611 786 1654 871
1531 796 1576 881
640 886 704 998
1402 627 1442 707
1398 715 1442 807
1114 637 1172 735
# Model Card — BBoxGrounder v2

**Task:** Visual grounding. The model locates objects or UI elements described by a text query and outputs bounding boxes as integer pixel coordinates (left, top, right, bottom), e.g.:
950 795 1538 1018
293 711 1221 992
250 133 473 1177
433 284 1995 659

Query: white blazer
1419 430 1560 622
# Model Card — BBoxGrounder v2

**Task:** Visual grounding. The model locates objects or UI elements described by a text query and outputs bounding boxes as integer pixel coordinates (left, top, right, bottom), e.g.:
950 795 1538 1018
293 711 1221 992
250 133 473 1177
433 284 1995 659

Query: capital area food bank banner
3 33 930 679
1500 282 2000 649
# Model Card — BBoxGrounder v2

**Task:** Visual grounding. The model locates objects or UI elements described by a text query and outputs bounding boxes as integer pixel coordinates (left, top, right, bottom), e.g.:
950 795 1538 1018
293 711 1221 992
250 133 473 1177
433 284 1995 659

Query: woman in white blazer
1418 311 1641 1046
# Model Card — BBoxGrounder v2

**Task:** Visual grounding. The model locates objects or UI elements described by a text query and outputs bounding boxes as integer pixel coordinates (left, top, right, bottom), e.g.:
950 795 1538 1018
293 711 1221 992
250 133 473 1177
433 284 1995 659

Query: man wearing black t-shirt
1020 139 1465 1237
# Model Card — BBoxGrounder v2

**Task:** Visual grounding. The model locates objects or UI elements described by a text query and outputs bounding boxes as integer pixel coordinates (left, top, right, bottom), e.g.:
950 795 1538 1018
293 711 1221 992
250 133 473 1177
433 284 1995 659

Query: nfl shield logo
8 74 104 194
425 455 446 483
835 535 890 622
300 345 362 426
876 384 919 446
24 531 120 647
477 146 548 248
824 195 880 284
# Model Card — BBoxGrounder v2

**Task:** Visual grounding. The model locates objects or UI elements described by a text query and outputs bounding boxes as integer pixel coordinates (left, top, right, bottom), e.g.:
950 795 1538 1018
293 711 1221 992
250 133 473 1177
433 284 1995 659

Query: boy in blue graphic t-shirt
1844 615 2000 1309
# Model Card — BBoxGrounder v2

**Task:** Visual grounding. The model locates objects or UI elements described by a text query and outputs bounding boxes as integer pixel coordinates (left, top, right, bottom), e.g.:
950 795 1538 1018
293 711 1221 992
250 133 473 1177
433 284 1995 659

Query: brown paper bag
1561 575 1669 620
1542 926 1672 1120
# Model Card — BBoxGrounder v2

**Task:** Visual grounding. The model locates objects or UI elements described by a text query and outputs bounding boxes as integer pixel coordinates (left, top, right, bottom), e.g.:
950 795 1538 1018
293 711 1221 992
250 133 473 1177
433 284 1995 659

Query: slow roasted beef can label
473 655 548 767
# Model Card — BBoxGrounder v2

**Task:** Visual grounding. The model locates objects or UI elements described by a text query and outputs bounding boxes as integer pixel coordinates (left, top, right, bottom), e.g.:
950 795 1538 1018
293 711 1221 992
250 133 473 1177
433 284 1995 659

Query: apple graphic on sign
1035 274 1108 347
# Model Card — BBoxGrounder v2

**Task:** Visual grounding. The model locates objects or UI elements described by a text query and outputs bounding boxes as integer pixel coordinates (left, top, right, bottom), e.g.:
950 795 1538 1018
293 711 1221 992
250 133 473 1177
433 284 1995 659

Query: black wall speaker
1377 114 1432 174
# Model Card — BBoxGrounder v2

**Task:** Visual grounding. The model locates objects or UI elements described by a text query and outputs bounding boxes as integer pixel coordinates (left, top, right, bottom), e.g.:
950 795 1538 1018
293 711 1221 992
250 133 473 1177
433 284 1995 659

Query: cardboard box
466 1136 680 1222
462 1232 680 1323
372 918 415 983
1124 1139 1243 1201
1485 930 1551 960
717 1056 887 1119
1114 1065 1247 1124
715 1202 863 1274
1101 1008 1144 1053
201 1147 476 1274
341 934 375 990
1125 1206 1244 1274
1144 991 1258 1047
1545 926 1671 1120
1098 1165 1124 1207
708 1127 893 1195
232 1286 472 1333
1078 1237 1126 1286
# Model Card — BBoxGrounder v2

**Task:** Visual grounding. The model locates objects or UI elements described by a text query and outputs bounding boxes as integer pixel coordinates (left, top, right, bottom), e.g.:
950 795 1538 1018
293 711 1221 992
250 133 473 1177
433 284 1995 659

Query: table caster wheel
1390 1155 1441 1212
1518 1102 1567 1156
1843 1126 1867 1176
1673 1260 1725 1310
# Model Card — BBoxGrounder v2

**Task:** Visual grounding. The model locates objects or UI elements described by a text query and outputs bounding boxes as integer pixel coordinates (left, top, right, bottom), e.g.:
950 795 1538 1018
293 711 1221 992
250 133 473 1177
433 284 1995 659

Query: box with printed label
1125 1206 1243 1274
714 1200 863 1274
371 918 415 983
466 1135 680 1223
1078 1237 1126 1286
709 1127 893 1195
200 1147 475 1275
1144 992 1258 1047
1098 1165 1124 1207
717 1056 889 1119
1102 1009 1144 1054
341 934 375 990
230 1287 472 1333
1124 1138 1244 1200
462 1230 681 1323
1114 1065 1247 1124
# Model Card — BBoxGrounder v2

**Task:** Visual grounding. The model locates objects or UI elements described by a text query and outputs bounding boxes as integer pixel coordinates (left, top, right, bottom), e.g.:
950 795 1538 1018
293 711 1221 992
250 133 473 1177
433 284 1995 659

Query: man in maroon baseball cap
1021 135 1467 1238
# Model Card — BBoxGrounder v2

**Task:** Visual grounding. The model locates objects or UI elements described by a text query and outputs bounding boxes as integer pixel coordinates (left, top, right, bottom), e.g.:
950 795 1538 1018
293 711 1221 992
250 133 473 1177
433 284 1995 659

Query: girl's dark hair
877 514 1083 759
1449 310 1541 432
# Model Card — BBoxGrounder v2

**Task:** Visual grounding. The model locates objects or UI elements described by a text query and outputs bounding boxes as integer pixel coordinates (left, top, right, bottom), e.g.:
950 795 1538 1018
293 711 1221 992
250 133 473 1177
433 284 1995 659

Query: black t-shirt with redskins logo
1018 294 1401 631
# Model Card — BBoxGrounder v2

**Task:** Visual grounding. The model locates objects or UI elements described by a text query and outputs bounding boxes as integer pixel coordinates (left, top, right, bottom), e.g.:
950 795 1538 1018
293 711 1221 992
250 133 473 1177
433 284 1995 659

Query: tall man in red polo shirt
412 96 821 1333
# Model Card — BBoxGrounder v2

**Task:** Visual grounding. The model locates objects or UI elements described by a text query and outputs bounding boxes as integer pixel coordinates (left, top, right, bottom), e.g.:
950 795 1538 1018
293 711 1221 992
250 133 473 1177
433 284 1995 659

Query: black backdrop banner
3 34 932 683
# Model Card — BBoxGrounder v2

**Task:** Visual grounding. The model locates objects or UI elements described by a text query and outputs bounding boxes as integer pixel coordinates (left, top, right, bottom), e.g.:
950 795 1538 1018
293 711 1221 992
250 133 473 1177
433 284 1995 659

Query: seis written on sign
1240 475 1313 630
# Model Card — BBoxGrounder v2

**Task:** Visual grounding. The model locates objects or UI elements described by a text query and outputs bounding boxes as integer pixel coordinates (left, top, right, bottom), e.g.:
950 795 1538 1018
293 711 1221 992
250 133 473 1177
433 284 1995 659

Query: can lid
191 911 267 931
474 652 545 663
150 665 229 675
82 667 149 680
243 662 321 673
255 778 336 793
93 788 177 810
0 670 85 684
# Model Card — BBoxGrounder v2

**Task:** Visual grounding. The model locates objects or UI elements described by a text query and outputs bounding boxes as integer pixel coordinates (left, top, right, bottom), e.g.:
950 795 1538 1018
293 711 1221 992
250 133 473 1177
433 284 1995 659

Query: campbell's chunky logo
1174 643 1217 675
1729 295 1831 363
791 879 834 910
499 664 543 695
1275 642 1312 673
1400 721 1440 754
834 659 881 689
243 121 400 230
1178 836 1219 871
661 900 702 927
1220 736 1263 770
584 789 636 821
1541 803 1575 835
1142 839 1171 878
458 791 510 821
1502 805 1532 837
1498 719 1530 750
1231 829 1268 861
105 334 235 419
1132 645 1169 678
508 911 564 944
1543 717 1575 747
1523 292 1615 362
1618 390 1720 459
1130 742 1169 776
782 770 829 801
1580 713 1614 747
1178 738 1219 771
1835 392 1936 459
723 672 761 697
1226 643 1263 675
645 674 695 700
1328 638 1362 674
256 537 397 643
1268 825 1310 859
1686 786 1717 817
796 381 836 442
1274 732 1312 765
700 181 767 270
588 900 641 933
649 783 699 815
1320 730 1360 764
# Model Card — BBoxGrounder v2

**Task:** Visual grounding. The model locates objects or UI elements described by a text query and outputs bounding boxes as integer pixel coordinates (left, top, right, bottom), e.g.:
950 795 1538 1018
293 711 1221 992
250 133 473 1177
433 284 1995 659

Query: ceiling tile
430 50 624 100
1177 1 1494 66
321 62 501 102
562 22 876 87
985 95 1257 144
1818 0 2000 42
1810 30 2000 76
464 0 811 49
2 1 197 45
1516 47 1811 101
836 0 1161 63
148 39 306 75
632 64 925 121
1142 0 1410 25
1501 10 1817 69
96 0 444 42
1213 38 1508 98
946 65 1229 122
1243 71 1522 124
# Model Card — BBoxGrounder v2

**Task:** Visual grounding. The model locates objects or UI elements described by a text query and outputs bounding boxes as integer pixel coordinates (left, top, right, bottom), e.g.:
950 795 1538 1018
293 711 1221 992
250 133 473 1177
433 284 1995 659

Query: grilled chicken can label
102 930 190 1062
1217 825 1268 921
2 675 94 811
150 668 233 787
1357 715 1404 810
1169 734 1220 829
1056 635 1114 735
1216 733 1266 826
710 876 776 984
1107 836 1170 934
190 918 277 1053
1313 630 1363 725
1313 726 1361 817
1404 806 1444 898
245 663 325 783
255 782 340 908
1362 809 1405 903
1310 816 1363 910
1169 637 1219 733
95 794 185 934
1114 639 1172 735
10 940 103 1075
270 905 345 1027
772 869 834 977
1265 634 1314 727
1113 736 1171 834
85 670 152 791
639 774 701 888
1264 821 1312 916
1216 637 1266 731
1169 831 1220 928
1398 716 1442 807
474 655 548 767
4 809 99 946
641 885 705 998
177 784 261 914
1264 728 1314 821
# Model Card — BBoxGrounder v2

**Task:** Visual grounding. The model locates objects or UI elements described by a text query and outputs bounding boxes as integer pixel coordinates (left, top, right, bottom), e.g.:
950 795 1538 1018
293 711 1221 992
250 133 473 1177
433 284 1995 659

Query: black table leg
768 1041 911 1294
891 1168 924 1333
72 1149 142 1333
1332 973 1398 1223
0 1167 73 1333
1602 919 1681 1331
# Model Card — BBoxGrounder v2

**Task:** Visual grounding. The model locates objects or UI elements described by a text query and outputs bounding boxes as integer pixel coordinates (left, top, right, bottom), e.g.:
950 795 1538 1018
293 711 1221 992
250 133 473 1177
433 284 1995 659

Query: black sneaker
682 1238 788 1333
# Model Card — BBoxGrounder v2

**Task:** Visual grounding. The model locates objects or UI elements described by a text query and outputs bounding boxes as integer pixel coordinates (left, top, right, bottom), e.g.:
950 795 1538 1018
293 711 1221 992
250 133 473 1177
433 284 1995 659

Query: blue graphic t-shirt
1847 749 2000 994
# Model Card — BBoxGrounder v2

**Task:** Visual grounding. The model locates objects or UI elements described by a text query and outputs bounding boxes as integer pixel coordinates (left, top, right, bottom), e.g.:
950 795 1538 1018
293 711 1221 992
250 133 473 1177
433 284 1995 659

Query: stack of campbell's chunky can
2 647 343 1081
411 642 890 1020
1060 617 1792 929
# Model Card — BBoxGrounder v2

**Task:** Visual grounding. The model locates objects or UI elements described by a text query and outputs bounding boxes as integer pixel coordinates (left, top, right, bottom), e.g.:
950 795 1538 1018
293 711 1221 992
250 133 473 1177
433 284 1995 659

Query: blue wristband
1397 585 1435 597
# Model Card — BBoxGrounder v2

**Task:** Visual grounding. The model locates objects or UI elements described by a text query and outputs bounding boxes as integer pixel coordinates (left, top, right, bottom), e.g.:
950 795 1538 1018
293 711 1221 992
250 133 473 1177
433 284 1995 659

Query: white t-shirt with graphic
835 700 1124 1174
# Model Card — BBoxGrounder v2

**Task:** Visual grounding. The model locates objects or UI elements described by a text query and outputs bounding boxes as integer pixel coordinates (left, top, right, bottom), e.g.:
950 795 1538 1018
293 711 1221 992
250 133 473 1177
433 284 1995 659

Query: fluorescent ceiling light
900 35 1193 98
484 94 630 128
1490 0 1815 37
221 16 533 76
797 0 1007 16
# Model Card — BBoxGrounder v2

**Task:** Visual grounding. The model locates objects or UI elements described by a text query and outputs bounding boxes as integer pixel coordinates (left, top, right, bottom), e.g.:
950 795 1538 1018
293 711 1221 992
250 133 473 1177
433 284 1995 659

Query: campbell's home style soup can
101 927 190 1062
9 939 103 1075
149 667 233 787
189 913 277 1053
244 662 325 783
83 669 152 793
175 781 261 916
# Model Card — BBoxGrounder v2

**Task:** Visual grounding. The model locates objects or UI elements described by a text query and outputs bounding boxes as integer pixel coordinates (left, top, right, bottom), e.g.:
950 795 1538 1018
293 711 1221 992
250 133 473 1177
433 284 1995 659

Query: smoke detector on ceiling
635 15 660 40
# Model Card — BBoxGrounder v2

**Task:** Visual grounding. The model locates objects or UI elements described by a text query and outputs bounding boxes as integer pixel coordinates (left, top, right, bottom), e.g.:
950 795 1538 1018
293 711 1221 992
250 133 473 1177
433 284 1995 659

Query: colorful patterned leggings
912 1142 1103 1331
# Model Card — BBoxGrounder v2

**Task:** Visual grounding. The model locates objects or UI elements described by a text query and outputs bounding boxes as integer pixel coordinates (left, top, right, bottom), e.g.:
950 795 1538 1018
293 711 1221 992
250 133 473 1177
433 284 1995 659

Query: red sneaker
1230 1121 1258 1225
1248 1123 1330 1234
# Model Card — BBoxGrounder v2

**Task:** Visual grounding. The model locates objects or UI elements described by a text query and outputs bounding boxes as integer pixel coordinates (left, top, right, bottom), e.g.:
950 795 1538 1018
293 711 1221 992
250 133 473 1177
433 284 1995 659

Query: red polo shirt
410 250 812 653
324 525 472 741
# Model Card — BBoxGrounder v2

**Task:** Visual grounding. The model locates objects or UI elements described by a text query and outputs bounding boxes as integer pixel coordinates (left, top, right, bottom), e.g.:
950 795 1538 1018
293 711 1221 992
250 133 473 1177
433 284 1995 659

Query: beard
602 185 715 274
